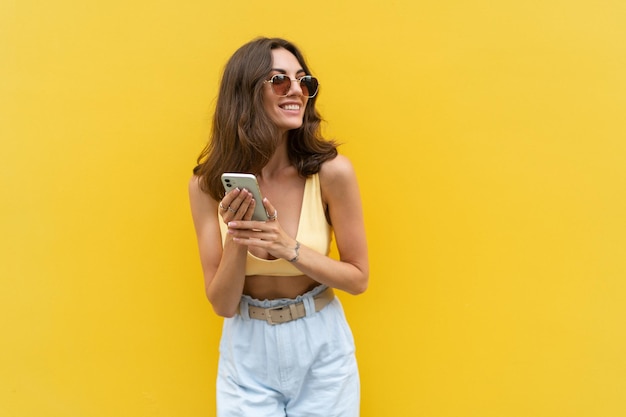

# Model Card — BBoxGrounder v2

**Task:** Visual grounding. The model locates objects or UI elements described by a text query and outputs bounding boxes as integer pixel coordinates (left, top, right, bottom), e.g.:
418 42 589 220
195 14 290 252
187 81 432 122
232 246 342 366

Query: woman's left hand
226 198 297 261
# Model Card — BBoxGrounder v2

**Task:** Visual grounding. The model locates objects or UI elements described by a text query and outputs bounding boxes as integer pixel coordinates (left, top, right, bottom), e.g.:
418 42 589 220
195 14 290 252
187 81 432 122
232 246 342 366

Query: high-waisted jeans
217 285 360 417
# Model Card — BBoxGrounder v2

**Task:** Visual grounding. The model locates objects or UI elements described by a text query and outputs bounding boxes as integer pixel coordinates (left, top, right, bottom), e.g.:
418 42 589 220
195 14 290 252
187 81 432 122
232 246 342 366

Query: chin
278 121 303 131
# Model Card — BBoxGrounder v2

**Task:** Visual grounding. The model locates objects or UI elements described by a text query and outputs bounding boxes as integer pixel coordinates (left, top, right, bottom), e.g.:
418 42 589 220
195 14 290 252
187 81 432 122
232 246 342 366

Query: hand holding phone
221 173 269 221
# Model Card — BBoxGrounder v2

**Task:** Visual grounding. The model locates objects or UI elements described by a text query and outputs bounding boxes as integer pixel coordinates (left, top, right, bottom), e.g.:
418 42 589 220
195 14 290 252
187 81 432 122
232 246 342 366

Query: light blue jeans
217 285 360 417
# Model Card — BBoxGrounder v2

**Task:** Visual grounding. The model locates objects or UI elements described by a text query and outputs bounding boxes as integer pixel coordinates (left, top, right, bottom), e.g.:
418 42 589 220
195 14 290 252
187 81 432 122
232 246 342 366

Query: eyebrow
270 68 306 75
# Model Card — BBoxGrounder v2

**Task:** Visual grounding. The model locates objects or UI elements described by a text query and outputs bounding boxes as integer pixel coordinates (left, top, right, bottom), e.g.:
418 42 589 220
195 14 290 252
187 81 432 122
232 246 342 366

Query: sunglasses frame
263 74 319 98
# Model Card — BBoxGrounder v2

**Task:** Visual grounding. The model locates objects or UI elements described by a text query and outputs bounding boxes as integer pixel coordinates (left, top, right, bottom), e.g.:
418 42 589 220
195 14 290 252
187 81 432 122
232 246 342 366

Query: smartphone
220 173 269 221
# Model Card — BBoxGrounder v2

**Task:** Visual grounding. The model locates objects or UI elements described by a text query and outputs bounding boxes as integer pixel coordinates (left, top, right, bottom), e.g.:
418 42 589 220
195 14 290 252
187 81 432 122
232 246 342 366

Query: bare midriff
243 275 320 300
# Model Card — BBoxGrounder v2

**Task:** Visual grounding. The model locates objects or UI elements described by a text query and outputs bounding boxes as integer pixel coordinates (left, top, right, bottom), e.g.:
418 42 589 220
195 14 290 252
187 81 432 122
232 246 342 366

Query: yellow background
2 0 625 416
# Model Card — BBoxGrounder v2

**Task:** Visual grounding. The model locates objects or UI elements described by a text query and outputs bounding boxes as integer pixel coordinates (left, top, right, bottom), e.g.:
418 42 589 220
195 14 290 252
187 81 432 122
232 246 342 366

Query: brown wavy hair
193 37 338 201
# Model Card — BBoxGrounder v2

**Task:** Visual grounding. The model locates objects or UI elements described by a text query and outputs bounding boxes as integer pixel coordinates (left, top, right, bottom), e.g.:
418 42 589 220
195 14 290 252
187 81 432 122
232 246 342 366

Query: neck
260 137 292 179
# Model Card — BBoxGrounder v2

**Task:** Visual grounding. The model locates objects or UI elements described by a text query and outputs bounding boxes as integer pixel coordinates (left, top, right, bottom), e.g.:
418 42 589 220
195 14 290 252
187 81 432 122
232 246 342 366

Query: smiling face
263 47 309 135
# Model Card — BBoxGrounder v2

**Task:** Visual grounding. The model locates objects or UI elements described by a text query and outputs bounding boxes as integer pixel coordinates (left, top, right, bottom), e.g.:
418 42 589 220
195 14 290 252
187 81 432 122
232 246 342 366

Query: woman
189 37 369 417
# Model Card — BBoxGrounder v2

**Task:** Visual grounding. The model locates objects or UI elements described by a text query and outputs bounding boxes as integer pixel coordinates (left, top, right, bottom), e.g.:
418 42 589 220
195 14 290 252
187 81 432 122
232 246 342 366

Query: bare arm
188 177 256 317
295 155 369 294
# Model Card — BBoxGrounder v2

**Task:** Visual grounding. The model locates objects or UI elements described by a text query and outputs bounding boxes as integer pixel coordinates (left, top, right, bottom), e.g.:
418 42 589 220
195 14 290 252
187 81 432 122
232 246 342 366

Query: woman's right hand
218 188 256 224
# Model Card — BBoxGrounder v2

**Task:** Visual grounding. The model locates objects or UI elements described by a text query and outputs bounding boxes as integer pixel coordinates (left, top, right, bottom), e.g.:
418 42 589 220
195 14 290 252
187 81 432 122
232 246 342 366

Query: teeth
282 104 300 110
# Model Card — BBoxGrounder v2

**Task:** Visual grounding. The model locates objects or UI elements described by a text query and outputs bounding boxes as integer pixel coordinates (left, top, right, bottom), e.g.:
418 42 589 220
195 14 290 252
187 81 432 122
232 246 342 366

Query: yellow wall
2 1 625 416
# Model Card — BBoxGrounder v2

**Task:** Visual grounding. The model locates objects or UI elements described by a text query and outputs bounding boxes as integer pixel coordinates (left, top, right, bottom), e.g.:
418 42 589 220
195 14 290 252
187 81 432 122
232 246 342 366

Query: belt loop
288 303 299 320
239 299 250 320
303 295 315 317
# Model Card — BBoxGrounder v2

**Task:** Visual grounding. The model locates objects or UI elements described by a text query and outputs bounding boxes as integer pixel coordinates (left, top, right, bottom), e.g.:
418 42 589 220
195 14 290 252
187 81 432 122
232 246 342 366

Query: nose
287 78 304 97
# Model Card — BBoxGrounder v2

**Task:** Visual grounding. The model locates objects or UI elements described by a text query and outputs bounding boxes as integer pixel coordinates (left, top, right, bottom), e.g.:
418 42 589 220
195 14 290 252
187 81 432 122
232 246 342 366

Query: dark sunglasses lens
301 76 318 97
271 75 291 96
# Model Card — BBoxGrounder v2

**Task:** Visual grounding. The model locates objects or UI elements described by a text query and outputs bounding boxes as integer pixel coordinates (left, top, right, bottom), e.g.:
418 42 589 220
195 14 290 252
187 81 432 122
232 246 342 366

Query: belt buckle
265 305 289 325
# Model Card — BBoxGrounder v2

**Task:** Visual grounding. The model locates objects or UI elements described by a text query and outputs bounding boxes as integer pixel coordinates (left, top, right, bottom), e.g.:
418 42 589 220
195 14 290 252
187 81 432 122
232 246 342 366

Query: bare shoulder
319 154 357 185
318 154 361 204
188 175 202 196
188 175 216 211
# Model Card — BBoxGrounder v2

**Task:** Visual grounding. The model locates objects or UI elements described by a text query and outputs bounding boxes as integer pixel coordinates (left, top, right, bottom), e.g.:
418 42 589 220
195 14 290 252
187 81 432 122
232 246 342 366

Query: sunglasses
264 74 319 98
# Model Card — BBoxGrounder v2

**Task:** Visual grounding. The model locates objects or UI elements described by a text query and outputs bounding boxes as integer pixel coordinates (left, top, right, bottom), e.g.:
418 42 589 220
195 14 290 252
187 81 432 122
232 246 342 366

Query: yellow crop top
218 173 332 276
